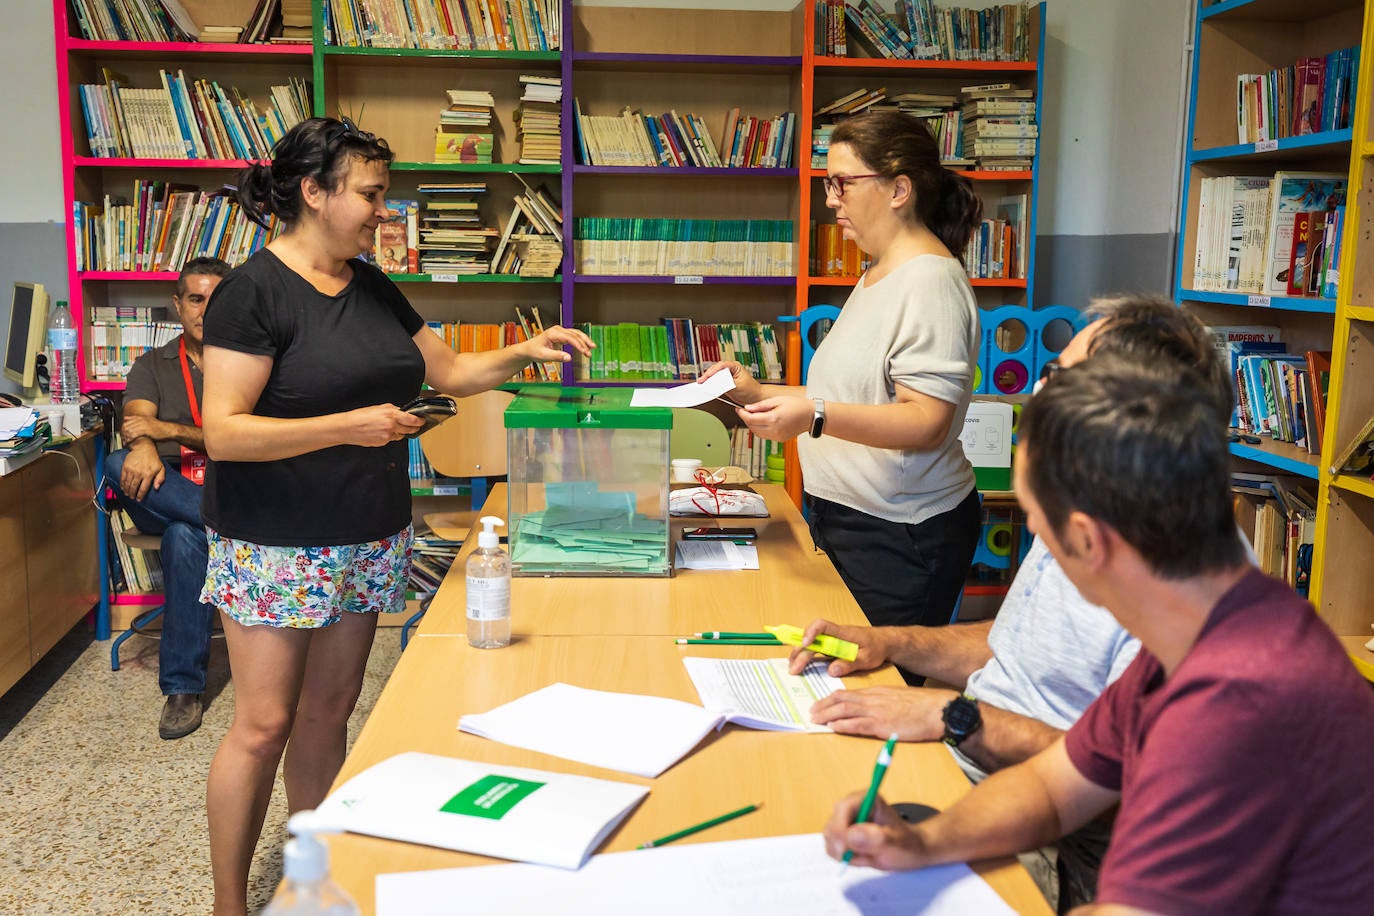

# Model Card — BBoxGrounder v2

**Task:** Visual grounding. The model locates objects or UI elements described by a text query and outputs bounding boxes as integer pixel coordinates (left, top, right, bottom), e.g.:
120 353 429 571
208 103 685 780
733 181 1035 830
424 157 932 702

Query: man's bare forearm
883 619 995 688
956 705 1065 774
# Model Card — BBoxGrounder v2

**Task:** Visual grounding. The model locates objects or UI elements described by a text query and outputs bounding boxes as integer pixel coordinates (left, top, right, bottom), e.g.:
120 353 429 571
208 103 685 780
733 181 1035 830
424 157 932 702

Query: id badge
180 445 208 485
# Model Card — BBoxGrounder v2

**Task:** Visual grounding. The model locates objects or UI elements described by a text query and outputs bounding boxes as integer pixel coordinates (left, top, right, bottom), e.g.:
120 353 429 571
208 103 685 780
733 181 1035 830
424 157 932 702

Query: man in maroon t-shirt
823 355 1374 914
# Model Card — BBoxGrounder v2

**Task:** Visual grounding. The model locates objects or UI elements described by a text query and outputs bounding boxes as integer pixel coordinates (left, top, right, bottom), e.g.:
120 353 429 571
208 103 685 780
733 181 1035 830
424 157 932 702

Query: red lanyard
178 337 202 428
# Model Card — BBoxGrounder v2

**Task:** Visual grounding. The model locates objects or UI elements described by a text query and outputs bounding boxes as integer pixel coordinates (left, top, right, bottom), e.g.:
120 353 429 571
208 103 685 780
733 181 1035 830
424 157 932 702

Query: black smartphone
682 526 758 541
402 396 457 438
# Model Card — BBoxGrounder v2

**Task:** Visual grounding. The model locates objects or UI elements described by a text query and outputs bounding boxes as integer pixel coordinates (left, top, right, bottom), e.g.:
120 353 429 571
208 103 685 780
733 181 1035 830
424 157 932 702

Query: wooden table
416 483 868 637
326 635 1050 915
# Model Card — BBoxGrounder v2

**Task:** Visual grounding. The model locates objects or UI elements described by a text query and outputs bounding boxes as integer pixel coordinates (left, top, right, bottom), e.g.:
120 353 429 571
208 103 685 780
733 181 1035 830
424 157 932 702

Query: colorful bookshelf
1177 0 1373 679
1174 0 1363 482
1311 0 1374 682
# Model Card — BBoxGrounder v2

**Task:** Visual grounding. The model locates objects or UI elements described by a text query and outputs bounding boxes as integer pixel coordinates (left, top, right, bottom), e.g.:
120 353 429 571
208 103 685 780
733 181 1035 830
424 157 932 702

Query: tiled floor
0 622 403 914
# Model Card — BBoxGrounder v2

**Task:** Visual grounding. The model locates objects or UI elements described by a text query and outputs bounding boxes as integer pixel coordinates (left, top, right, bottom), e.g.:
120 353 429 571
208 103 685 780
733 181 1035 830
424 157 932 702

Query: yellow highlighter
765 625 859 662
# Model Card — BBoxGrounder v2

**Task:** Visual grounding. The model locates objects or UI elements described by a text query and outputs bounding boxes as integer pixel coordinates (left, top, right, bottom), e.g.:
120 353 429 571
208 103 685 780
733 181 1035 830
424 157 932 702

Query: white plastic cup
45 410 66 437
671 458 703 483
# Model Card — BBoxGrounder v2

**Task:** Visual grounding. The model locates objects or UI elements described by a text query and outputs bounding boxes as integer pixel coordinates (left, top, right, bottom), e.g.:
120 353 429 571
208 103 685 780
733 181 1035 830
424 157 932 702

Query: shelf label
431 273 459 283
1254 139 1278 153
432 485 461 496
674 275 704 285
1247 295 1272 308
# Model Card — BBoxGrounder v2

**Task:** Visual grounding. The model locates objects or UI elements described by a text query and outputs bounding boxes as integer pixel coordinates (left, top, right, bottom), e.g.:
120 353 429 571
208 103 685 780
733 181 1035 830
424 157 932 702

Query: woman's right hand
699 360 763 404
344 404 424 447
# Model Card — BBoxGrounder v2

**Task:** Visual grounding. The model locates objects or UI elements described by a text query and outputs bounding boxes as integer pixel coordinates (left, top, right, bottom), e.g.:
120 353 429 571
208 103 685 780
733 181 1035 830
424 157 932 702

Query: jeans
104 449 214 696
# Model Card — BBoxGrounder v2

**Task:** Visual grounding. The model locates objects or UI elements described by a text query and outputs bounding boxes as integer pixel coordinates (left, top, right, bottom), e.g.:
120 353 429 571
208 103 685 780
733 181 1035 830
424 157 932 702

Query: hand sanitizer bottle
466 515 511 648
261 811 359 916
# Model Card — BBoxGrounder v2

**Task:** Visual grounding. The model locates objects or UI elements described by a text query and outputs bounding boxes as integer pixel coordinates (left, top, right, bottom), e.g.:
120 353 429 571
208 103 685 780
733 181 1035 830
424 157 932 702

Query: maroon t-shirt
1065 568 1374 915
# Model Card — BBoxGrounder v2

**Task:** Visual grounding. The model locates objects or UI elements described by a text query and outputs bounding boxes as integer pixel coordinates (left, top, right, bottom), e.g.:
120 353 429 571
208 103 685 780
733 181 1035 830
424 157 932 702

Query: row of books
1236 46 1359 145
87 321 183 382
515 76 561 165
1191 171 1346 297
573 104 797 170
107 507 165 595
1231 473 1315 596
408 540 460 598
816 0 1033 62
324 0 561 51
69 0 197 42
811 223 871 277
74 188 283 273
964 195 1028 281
79 71 311 160
811 84 1036 170
730 427 786 483
425 310 564 382
1230 345 1331 456
572 219 795 277
571 320 784 383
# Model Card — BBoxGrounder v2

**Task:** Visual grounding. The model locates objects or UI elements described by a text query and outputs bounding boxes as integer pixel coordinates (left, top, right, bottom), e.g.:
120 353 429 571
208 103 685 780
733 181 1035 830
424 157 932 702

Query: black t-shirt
201 249 426 546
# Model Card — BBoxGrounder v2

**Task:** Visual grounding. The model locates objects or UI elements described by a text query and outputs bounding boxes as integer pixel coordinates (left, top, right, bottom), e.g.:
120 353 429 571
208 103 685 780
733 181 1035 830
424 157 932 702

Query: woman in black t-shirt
199 117 591 914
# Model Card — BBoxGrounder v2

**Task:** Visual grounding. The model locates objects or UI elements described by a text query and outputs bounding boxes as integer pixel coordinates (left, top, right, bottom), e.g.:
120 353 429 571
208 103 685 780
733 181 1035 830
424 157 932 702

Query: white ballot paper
376 832 1017 915
629 370 737 407
675 539 760 570
313 752 648 870
683 657 841 733
459 683 726 778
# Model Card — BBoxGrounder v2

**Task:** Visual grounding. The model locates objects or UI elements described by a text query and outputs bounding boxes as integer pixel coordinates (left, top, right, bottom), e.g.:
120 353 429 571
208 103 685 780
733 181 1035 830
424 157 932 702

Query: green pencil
637 803 761 849
841 733 898 868
675 638 781 646
694 631 776 639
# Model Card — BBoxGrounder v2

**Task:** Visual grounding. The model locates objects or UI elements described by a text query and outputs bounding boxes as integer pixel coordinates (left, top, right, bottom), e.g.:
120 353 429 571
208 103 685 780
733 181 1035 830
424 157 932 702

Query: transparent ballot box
505 386 672 577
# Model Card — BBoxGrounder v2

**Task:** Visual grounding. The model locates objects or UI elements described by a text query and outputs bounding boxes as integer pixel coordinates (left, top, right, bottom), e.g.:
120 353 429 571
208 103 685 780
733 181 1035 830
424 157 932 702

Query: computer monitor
3 282 51 394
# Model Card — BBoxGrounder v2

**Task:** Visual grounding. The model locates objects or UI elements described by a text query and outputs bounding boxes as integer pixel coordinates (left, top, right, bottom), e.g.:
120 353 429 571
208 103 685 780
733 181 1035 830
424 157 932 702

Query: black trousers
806 488 982 629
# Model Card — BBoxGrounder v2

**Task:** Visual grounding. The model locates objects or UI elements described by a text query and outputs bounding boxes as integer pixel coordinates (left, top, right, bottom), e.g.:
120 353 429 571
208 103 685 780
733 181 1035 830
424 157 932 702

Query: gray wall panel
1035 233 1176 310
0 223 69 396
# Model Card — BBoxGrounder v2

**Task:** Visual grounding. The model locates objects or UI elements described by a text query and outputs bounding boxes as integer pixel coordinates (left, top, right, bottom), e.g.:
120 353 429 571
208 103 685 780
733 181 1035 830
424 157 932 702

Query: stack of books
492 178 563 276
516 75 562 164
960 83 1037 169
277 0 314 42
435 90 495 164
416 181 498 275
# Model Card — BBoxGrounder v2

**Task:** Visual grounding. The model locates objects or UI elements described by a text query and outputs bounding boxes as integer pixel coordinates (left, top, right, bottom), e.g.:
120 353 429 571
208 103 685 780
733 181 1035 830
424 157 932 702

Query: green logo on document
440 774 546 820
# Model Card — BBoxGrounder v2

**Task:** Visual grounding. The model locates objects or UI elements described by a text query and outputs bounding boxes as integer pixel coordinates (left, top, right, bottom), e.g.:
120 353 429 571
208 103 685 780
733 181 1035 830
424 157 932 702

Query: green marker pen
842 733 898 869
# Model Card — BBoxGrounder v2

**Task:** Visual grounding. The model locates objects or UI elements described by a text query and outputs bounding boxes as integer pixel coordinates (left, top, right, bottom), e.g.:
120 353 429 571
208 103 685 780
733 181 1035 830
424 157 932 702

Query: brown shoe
159 694 203 739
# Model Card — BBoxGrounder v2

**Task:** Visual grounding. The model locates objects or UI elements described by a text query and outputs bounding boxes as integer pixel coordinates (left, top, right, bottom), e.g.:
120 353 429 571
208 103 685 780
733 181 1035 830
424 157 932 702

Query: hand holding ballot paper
628 371 742 408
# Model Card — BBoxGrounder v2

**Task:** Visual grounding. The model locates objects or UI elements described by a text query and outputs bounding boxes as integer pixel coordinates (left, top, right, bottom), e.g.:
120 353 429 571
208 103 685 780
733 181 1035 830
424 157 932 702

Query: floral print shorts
200 526 413 629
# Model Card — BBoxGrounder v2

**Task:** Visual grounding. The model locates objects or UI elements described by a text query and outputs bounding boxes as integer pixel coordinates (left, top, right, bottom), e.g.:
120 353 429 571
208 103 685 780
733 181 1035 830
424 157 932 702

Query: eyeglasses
1031 359 1062 395
1228 431 1262 445
822 174 882 198
328 116 376 144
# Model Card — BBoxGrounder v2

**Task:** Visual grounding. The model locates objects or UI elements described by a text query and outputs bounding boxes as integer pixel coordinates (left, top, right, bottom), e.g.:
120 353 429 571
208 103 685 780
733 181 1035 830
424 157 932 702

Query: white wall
0 0 62 223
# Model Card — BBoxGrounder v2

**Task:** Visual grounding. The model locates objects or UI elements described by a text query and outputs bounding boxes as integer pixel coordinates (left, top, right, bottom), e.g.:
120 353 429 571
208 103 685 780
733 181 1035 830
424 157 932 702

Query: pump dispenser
260 811 359 915
466 515 511 648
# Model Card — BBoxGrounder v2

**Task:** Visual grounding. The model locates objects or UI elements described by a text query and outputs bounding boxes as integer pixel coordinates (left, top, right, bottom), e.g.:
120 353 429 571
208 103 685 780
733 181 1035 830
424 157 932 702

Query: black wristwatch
809 398 826 438
941 694 982 747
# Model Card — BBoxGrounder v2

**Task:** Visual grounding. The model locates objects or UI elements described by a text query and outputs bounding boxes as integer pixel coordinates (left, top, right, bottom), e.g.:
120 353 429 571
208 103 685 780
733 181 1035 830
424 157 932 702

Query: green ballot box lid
505 386 673 430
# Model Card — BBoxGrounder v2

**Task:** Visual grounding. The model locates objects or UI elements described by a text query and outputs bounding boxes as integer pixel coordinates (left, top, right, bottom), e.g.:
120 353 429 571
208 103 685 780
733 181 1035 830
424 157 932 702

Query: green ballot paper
764 625 859 662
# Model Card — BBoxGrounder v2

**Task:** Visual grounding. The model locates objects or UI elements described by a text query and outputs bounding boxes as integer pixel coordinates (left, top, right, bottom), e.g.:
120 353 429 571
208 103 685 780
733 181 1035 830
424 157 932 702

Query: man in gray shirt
106 257 228 739
789 294 1236 911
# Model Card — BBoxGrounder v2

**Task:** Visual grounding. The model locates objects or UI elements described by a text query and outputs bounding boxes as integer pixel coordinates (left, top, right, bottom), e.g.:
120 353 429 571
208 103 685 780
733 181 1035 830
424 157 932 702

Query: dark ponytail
236 117 394 228
830 110 983 265
931 170 982 264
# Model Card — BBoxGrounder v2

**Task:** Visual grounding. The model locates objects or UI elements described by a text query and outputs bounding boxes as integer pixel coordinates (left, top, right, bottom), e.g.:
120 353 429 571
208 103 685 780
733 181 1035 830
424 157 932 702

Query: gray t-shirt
122 335 201 462
799 254 978 525
955 536 1141 781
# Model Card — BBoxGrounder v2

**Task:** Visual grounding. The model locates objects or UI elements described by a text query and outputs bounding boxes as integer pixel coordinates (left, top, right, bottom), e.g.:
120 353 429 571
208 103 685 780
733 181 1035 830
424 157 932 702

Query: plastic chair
404 389 515 648
670 408 731 465
109 528 167 670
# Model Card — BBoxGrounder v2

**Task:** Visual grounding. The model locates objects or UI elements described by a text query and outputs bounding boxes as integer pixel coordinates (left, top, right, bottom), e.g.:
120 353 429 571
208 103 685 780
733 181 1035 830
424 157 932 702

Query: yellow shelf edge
1347 305 1374 323
1330 474 1374 500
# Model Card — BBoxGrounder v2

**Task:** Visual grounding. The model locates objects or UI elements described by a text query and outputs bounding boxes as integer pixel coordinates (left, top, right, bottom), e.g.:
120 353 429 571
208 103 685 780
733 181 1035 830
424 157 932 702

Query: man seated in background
823 354 1374 914
789 295 1236 911
105 257 229 739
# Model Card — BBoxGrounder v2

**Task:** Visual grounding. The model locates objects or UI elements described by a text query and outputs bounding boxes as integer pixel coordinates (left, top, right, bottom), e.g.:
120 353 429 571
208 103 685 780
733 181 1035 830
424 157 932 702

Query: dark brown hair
1020 355 1246 579
829 110 983 263
1084 294 1234 425
236 117 394 228
176 256 230 297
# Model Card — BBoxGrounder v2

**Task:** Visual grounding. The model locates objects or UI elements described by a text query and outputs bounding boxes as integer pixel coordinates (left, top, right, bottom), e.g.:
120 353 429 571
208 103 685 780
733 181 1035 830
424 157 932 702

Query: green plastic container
505 387 672 577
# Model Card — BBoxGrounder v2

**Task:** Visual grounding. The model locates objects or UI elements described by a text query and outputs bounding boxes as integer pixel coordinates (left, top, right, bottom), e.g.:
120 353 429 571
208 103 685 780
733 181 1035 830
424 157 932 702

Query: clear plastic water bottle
46 300 79 404
260 812 359 916
466 515 511 648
